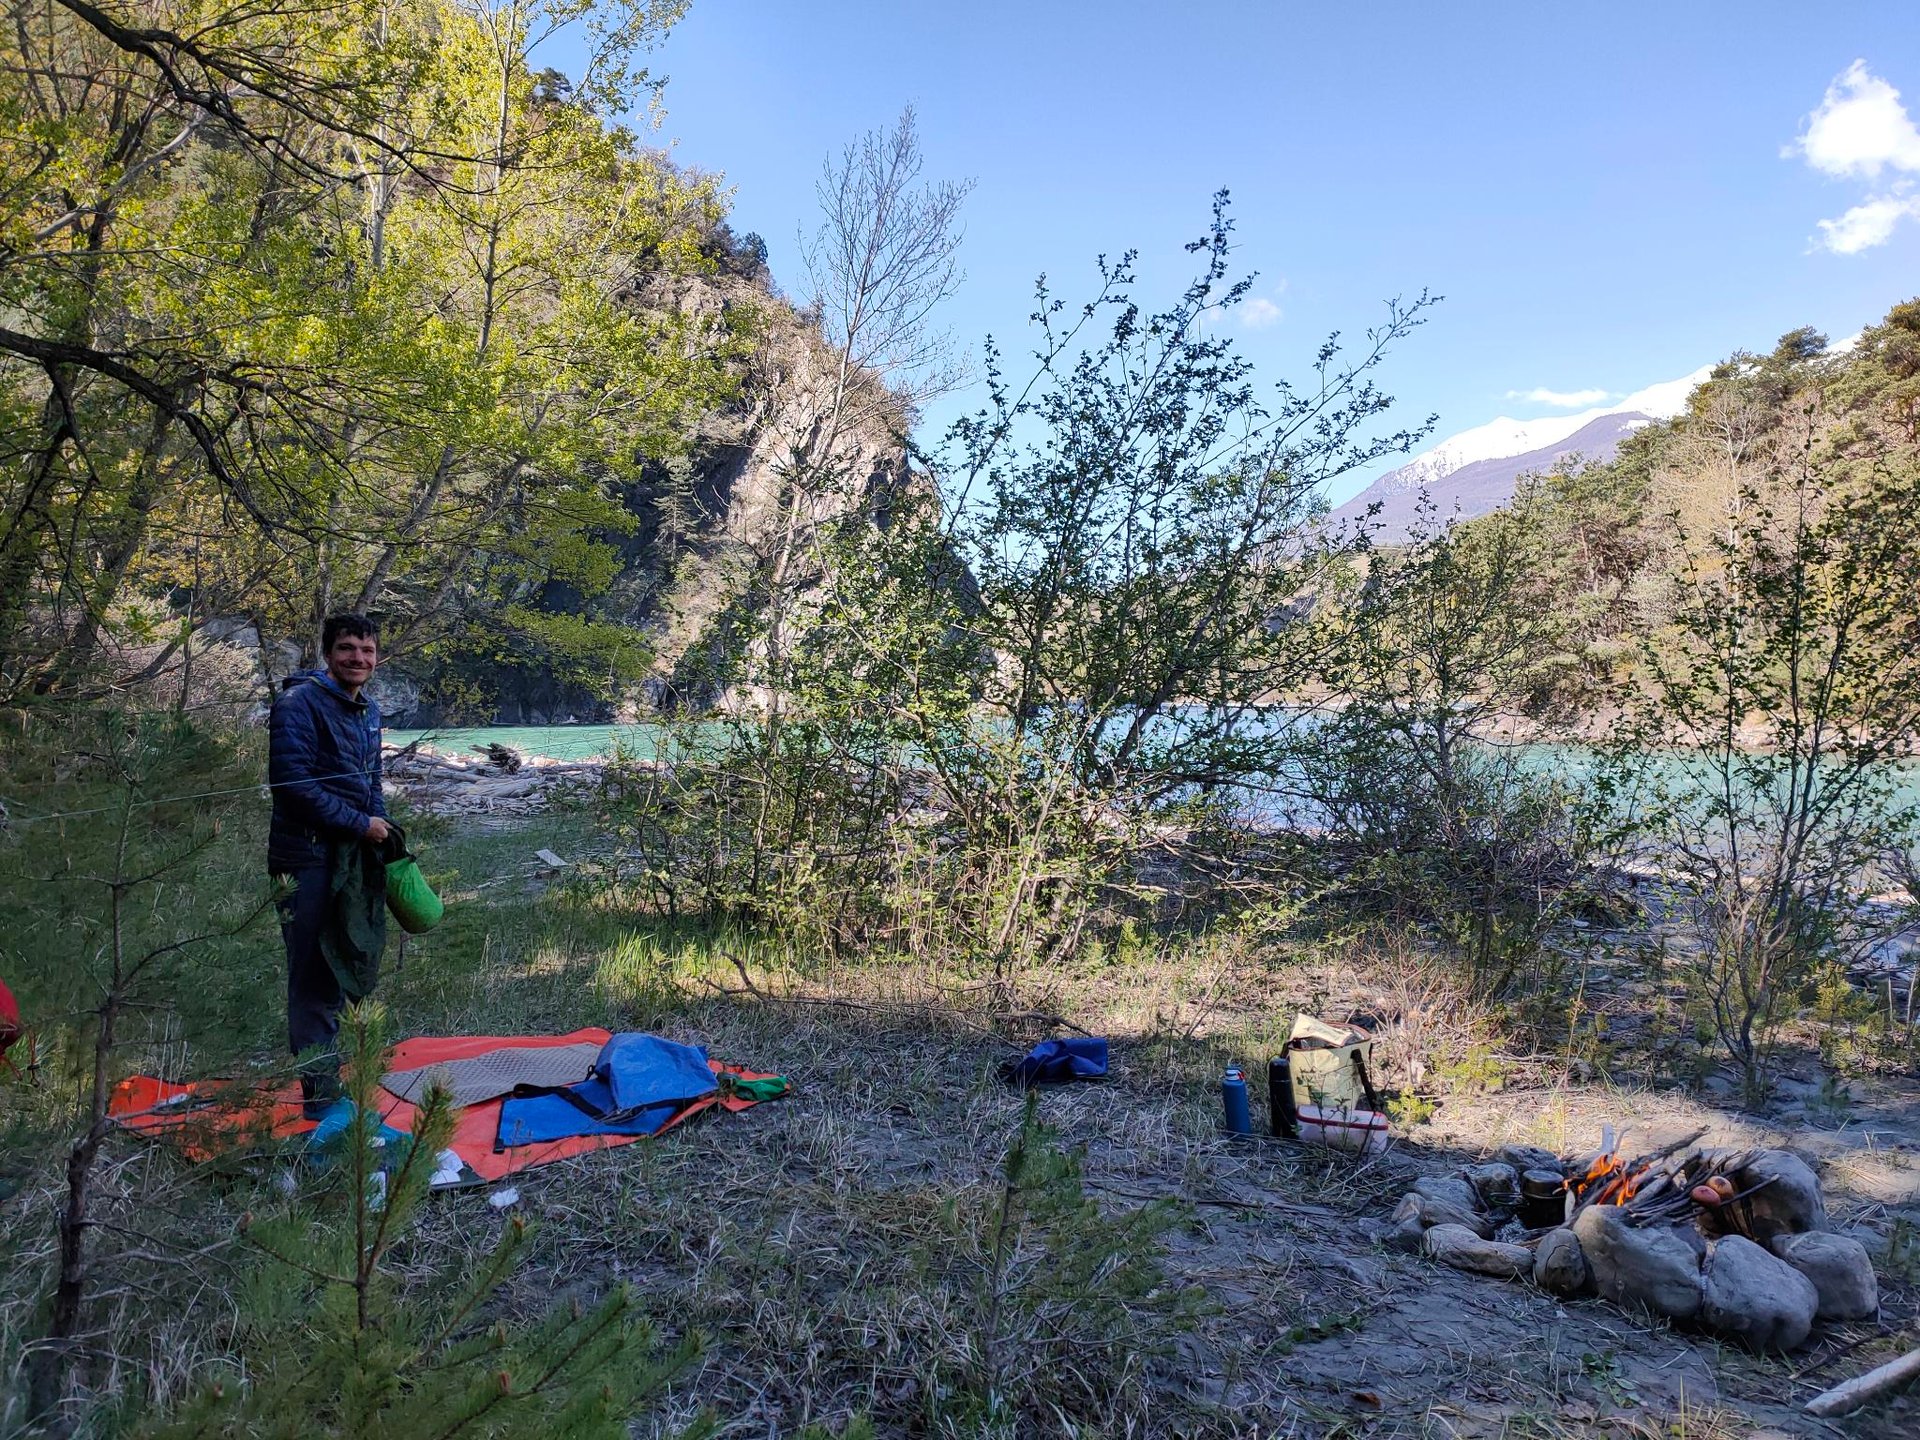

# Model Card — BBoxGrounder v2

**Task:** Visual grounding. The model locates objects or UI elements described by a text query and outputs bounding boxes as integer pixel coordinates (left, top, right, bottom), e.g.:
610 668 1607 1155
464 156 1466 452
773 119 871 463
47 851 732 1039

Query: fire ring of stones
1383 1132 1878 1352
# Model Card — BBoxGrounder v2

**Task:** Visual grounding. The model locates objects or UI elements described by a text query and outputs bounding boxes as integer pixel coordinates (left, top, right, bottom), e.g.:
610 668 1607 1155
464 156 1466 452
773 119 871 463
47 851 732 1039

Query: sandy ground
421 969 1919 1440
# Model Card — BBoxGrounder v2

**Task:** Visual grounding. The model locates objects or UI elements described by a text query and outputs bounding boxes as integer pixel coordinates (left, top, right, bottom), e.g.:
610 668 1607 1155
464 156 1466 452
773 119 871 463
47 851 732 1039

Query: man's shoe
300 1073 342 1122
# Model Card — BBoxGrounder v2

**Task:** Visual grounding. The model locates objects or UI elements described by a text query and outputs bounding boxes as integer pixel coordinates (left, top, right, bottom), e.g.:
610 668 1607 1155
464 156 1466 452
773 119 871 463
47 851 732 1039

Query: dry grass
4 814 1919 1437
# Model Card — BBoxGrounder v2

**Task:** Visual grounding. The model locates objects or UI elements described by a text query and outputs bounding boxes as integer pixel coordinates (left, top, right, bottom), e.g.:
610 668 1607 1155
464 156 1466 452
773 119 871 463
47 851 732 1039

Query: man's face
325 632 379 692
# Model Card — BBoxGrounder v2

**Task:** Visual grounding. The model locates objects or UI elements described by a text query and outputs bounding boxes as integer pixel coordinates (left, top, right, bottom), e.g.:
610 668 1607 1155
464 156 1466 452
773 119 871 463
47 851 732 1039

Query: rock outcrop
379 269 921 725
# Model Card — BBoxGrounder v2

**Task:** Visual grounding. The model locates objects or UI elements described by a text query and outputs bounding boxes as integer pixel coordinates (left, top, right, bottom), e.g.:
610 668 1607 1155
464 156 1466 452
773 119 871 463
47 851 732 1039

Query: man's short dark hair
322 613 380 652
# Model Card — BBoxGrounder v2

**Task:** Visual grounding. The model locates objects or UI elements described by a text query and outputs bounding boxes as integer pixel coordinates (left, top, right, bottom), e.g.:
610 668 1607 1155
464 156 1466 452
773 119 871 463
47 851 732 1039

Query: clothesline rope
2 764 386 827
2 728 480 828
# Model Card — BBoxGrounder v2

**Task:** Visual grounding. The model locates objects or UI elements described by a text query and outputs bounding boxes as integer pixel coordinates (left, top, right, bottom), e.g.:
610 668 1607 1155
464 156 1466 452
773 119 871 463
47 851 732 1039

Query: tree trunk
29 873 125 1425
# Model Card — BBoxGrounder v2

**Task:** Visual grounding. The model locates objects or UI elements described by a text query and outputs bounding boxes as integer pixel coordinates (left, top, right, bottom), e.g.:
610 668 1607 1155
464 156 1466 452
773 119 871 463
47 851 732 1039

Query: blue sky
552 1 1919 503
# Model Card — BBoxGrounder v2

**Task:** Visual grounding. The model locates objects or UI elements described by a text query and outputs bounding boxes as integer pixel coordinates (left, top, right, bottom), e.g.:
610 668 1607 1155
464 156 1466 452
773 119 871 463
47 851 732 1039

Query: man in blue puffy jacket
268 613 389 1115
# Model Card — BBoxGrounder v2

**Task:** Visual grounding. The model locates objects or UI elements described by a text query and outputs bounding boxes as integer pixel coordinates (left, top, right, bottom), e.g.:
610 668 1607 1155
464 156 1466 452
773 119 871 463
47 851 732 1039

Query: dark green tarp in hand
319 837 387 1000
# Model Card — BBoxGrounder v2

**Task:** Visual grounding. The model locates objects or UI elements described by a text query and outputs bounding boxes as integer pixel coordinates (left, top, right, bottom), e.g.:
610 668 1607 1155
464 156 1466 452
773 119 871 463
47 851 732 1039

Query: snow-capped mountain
1332 365 1712 539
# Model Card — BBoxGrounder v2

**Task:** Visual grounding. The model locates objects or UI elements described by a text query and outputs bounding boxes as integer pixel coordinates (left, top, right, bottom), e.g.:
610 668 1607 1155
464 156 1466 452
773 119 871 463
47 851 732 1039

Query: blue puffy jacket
267 670 386 872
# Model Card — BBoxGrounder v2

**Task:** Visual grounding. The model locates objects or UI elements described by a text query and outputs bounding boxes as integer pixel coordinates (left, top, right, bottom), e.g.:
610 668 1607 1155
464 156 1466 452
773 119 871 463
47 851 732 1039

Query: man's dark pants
277 866 344 1099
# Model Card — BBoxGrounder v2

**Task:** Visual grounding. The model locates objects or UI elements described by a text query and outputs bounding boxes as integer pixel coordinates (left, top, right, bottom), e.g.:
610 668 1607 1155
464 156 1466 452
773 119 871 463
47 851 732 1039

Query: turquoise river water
385 723 1920 818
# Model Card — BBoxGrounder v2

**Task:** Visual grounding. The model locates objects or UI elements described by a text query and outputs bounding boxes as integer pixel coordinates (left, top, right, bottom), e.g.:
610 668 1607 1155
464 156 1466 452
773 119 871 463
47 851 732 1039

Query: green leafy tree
1618 346 1920 1100
0 0 744 710
1304 495 1610 997
0 0 440 687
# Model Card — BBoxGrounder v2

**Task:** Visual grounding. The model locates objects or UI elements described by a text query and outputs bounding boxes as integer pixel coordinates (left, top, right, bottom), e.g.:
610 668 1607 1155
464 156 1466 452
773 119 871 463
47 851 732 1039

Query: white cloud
1237 296 1283 329
1789 60 1920 179
1504 386 1611 408
1816 190 1920 253
1788 62 1920 253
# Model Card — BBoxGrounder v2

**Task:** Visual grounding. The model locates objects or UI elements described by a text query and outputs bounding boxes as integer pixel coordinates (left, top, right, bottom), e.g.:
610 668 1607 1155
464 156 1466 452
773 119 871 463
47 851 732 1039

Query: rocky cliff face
390 268 917 726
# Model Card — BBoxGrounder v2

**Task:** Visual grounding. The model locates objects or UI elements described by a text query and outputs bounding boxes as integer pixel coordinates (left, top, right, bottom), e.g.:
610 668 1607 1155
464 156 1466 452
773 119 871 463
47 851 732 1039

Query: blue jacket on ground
268 670 385 872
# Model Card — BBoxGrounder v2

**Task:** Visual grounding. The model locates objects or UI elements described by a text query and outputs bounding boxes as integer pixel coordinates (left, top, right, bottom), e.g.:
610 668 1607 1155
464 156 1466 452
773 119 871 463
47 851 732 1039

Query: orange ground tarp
108 1028 776 1182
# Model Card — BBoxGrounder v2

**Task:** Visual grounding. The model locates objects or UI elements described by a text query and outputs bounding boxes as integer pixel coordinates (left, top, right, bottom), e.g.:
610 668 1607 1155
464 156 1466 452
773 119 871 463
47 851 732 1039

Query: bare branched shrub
1299 497 1617 999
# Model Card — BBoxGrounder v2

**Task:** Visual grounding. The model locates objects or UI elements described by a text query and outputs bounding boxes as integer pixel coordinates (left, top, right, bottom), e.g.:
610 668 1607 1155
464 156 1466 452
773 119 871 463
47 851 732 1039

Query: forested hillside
0 0 917 724
1471 304 1920 723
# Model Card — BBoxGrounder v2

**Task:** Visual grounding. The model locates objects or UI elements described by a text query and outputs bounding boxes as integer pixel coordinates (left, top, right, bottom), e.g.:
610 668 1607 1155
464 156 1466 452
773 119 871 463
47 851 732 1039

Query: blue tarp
495 1033 718 1149
596 1033 716 1116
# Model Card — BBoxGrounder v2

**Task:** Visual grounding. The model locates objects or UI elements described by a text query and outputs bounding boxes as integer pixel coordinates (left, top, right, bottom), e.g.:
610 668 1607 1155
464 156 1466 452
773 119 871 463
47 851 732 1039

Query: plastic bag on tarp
381 826 444 934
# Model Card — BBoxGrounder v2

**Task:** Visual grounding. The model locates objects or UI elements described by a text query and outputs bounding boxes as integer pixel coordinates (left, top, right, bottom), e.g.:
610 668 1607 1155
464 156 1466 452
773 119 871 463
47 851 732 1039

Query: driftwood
1803 1342 1920 1417
386 752 600 780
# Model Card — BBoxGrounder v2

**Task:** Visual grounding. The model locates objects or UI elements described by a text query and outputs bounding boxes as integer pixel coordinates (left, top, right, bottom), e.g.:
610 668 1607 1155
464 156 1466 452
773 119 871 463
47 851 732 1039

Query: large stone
1769 1232 1878 1321
1464 1163 1521 1218
1701 1235 1818 1352
1411 1176 1494 1238
1533 1226 1593 1298
1726 1151 1826 1242
1571 1206 1703 1320
1424 1223 1533 1278
1381 1194 1429 1253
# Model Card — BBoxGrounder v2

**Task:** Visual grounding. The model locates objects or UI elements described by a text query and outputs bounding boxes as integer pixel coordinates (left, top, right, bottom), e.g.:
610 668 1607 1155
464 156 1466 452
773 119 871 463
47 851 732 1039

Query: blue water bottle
1221 1066 1252 1134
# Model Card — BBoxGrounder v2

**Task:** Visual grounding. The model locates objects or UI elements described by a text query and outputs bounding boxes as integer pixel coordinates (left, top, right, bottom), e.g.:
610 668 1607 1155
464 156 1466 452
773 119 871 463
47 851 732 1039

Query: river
386 723 674 763
386 722 1920 818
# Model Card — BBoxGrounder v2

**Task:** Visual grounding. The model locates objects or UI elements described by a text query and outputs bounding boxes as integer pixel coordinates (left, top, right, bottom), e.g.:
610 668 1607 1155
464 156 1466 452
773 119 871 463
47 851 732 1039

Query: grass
3 789 1918 1437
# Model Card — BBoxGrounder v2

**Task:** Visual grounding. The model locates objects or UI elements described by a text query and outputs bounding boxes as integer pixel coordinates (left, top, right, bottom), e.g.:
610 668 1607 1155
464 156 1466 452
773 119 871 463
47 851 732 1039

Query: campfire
1383 1128 1876 1357
1571 1145 1641 1208
1559 1128 1779 1238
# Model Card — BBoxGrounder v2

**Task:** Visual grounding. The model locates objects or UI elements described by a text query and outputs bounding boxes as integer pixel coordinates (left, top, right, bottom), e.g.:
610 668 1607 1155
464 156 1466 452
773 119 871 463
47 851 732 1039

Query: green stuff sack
382 828 445 934
720 1074 791 1102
